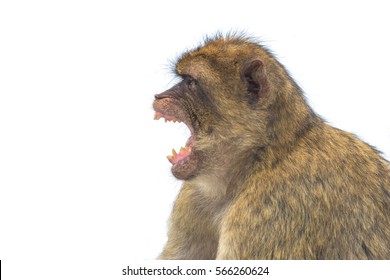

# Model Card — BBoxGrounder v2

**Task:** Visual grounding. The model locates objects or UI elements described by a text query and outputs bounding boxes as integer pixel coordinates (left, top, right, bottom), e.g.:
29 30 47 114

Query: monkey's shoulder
226 123 390 223
287 123 390 185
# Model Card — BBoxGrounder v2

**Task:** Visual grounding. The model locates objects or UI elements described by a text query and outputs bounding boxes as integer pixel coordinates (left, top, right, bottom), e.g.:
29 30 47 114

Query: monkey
152 33 390 260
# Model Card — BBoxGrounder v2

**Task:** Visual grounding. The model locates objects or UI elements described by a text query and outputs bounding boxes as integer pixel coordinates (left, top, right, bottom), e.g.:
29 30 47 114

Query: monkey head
153 35 309 181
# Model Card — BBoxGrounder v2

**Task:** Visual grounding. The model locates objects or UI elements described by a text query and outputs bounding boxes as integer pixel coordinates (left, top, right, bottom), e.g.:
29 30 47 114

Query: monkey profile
152 33 390 259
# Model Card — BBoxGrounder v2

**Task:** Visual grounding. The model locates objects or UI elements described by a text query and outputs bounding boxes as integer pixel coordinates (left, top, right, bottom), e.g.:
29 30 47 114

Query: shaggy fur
154 34 390 259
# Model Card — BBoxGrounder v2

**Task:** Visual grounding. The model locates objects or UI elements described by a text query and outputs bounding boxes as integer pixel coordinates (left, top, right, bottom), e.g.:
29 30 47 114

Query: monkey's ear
243 59 268 105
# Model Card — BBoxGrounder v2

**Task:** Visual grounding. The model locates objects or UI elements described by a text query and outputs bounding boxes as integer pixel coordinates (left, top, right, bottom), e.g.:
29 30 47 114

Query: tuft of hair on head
169 31 276 75
203 30 260 46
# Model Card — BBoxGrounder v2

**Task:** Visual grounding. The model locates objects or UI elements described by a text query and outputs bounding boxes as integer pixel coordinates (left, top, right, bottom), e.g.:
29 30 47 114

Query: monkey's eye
185 76 197 88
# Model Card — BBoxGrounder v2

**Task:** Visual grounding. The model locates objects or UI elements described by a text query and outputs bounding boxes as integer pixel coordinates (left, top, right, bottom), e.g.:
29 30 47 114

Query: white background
0 0 389 279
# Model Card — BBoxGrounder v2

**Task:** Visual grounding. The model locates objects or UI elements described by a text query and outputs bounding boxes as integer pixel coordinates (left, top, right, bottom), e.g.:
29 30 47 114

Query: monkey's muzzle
153 94 198 180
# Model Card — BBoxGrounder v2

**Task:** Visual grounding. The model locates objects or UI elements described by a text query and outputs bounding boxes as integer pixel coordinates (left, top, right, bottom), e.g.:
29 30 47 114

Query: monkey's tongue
167 146 191 164
167 135 194 165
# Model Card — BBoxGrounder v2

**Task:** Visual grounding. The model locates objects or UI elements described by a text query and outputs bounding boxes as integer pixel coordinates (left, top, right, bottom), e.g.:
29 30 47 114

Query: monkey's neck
263 90 322 168
193 143 268 200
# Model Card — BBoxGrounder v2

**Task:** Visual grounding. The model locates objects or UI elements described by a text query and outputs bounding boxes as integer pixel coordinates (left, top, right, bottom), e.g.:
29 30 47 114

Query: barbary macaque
152 34 390 259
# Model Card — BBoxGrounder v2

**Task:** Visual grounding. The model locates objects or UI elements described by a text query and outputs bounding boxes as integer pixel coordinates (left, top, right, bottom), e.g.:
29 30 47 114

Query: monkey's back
223 123 390 259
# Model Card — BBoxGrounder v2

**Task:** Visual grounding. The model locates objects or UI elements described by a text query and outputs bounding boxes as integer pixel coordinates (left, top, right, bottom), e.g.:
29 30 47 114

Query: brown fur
154 34 390 259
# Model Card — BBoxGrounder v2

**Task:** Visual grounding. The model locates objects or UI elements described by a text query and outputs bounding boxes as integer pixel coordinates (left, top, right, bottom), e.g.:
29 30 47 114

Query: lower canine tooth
172 148 177 156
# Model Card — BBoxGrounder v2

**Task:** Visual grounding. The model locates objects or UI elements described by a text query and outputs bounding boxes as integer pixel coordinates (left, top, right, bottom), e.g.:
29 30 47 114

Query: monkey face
153 75 213 180
153 38 271 181
153 68 268 180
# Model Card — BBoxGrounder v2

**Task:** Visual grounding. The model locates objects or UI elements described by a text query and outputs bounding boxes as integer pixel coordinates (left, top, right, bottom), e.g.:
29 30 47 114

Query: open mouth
153 111 194 165
153 96 198 180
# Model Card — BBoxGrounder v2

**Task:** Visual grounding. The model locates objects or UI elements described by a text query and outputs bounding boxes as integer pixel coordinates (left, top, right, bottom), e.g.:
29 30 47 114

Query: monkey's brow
178 73 195 80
